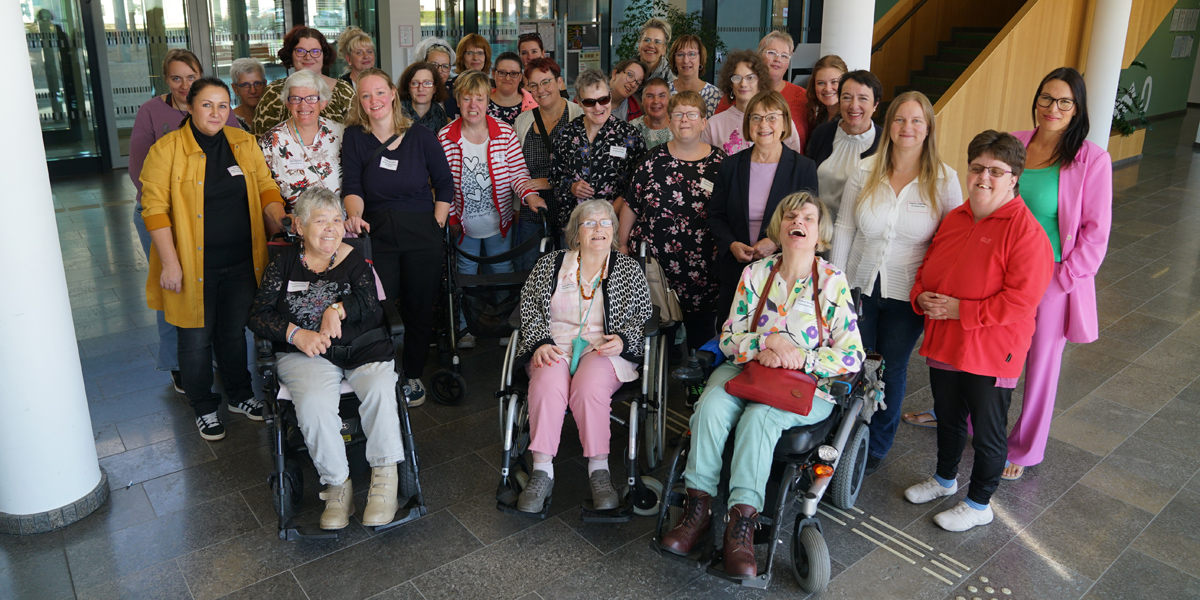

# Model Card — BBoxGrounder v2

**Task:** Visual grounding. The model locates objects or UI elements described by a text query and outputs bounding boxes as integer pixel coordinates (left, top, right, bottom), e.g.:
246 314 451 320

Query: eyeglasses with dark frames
1036 93 1075 112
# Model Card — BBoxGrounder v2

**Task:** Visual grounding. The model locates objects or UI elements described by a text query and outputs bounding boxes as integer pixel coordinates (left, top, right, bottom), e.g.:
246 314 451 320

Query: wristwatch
329 302 344 319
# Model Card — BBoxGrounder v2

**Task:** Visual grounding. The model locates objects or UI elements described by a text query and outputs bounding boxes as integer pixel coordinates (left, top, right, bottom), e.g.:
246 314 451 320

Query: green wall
1119 0 1200 118
876 0 903 21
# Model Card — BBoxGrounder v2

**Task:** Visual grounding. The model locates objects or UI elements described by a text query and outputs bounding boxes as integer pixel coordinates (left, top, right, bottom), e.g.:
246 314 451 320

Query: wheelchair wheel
624 476 663 517
270 459 303 521
399 455 418 499
792 522 831 592
830 422 869 510
431 369 466 405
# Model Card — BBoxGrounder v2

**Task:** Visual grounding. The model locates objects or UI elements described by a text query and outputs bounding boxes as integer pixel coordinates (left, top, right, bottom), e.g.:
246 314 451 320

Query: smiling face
166 60 199 108
347 42 375 73
1035 78 1076 134
578 211 614 253
748 102 785 147
462 45 487 71
642 83 669 120
966 152 1019 208
300 206 346 256
889 100 928 151
839 79 876 131
233 71 265 108
518 40 543 66
293 36 324 73
409 68 436 105
188 85 231 136
639 27 667 67
580 83 611 127
611 63 644 99
781 202 821 253
286 85 325 127
459 91 487 126
357 74 394 122
667 102 705 142
732 62 759 105
761 38 791 83
675 42 700 78
526 69 562 108
493 58 523 96
427 50 452 81
812 67 842 109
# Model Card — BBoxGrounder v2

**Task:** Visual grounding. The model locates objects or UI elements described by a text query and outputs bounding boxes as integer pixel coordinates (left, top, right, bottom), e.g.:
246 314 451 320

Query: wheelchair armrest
825 370 862 398
642 305 660 338
381 300 405 338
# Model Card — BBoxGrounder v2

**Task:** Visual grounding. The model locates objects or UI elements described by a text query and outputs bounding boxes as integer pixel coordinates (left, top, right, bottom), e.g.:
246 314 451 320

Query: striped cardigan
437 115 536 239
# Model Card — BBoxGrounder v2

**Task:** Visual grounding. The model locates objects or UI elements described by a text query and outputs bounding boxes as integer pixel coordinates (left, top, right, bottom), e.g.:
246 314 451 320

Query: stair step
948 33 994 49
897 81 952 95
950 26 1002 34
918 62 968 79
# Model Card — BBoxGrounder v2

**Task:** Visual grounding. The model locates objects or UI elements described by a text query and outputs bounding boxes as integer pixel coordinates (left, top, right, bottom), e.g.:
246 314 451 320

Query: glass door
23 0 102 162
481 0 521 56
421 0 464 46
208 0 288 82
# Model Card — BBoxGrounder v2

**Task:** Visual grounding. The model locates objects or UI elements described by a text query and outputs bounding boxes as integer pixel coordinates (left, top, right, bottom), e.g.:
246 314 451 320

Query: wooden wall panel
1123 0 1179 67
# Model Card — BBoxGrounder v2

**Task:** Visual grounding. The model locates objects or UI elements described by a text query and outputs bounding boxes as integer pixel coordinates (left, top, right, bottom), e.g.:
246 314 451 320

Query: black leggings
365 209 444 378
177 259 256 416
929 367 1013 505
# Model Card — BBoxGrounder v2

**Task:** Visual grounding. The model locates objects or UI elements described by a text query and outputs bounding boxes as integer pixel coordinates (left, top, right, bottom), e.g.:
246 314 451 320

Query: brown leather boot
660 488 712 556
723 504 759 578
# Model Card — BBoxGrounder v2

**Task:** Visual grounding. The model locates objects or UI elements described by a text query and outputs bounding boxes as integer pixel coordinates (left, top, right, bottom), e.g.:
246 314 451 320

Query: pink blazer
1012 129 1113 343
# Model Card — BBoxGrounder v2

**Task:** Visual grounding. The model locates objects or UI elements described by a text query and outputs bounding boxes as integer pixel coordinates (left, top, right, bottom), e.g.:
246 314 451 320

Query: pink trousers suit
1009 129 1112 466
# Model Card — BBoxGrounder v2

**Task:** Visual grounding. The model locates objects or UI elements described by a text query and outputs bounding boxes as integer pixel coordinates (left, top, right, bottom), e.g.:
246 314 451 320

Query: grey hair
414 36 456 66
565 199 619 251
573 68 610 97
282 69 332 103
229 58 265 84
293 188 344 225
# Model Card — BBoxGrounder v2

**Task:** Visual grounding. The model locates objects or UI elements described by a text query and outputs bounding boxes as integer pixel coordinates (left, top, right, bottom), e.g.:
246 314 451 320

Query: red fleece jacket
911 196 1053 379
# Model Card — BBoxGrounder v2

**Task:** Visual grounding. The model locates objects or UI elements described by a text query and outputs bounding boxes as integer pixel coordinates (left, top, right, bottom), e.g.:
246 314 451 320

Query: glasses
432 63 451 73
580 95 612 107
527 78 557 91
967 164 1013 178
287 95 321 105
518 32 542 41
410 80 435 89
1036 93 1076 112
675 51 699 60
749 112 783 125
730 74 758 85
580 219 614 228
621 70 643 87
464 49 486 58
763 49 791 63
670 111 702 121
293 48 322 58
641 37 664 46
234 81 265 91
495 69 522 79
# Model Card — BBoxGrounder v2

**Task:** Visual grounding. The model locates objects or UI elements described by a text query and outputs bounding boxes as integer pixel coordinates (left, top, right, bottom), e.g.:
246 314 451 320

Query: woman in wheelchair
660 192 864 578
249 188 405 530
513 199 653 513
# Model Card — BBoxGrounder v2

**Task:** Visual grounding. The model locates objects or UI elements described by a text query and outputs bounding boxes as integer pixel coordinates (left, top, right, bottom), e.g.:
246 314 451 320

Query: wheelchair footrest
580 499 633 523
496 497 551 519
705 560 772 589
370 497 427 532
279 521 340 542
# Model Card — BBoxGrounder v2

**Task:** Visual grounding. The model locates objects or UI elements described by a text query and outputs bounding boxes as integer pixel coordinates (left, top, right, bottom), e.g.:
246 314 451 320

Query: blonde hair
859 91 944 220
565 200 620 251
162 48 202 79
640 18 671 44
337 26 374 61
453 70 492 102
757 31 794 53
345 68 411 136
743 90 793 142
766 192 832 252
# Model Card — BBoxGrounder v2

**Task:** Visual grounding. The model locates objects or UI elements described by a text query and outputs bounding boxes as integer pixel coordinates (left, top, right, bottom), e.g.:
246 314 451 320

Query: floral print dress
252 77 356 134
260 117 345 211
550 115 647 229
626 144 726 314
721 254 864 400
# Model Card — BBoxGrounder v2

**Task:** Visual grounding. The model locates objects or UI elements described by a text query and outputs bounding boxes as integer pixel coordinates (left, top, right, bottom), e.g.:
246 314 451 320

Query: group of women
128 21 1112 549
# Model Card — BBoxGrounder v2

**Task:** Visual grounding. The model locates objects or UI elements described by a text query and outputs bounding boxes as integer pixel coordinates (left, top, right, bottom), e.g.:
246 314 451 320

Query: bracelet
287 326 300 345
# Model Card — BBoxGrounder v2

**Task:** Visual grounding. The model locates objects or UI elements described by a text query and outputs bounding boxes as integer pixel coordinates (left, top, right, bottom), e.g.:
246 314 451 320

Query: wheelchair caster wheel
792 522 831 592
430 369 466 405
624 476 663 517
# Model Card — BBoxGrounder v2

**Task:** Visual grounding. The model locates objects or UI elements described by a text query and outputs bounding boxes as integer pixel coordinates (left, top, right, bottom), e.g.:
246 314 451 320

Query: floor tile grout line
289 569 313 600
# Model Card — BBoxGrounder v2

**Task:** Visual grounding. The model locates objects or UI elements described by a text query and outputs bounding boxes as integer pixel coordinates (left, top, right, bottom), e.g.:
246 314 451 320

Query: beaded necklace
300 241 337 277
576 252 607 300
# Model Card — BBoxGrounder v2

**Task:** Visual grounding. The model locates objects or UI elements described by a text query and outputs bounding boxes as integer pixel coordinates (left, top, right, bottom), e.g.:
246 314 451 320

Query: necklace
300 241 337 276
576 253 607 300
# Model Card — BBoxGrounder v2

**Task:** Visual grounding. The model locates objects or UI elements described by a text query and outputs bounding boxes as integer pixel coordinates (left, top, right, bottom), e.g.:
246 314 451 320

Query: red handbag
723 259 825 416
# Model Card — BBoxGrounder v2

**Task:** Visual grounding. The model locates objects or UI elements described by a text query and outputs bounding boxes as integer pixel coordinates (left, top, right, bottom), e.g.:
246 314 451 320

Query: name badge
609 145 627 158
380 156 399 171
286 157 306 170
559 279 578 292
227 165 244 177
907 200 928 213
793 298 816 314
287 280 310 293
699 178 715 193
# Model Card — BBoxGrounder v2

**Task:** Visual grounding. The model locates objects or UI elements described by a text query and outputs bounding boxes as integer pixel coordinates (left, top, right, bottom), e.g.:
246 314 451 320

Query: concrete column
1083 0 1134 151
0 5 106 533
819 0 874 72
379 0 422 78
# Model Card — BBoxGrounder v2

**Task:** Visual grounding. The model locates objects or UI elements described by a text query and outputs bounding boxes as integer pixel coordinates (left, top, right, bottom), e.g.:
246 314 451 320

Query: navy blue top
340 123 454 213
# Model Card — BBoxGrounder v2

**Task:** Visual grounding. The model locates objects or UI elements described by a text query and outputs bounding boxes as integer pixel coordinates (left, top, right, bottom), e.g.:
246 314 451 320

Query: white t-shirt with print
459 138 499 238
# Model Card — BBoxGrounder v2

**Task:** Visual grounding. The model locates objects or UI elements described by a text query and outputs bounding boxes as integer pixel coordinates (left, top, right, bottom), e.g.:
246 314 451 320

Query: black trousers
929 367 1013 505
366 209 443 378
177 258 257 416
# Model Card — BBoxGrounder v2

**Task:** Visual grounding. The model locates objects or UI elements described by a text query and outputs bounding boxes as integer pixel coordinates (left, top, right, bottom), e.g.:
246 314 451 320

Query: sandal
902 410 937 428
1001 461 1025 481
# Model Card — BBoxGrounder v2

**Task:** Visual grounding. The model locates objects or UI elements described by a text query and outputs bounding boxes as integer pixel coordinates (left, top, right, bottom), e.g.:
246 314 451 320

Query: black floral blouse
550 115 647 229
627 144 727 314
488 99 523 126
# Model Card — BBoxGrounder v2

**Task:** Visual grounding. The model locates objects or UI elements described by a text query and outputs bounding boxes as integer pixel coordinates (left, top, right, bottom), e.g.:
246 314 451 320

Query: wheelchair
493 242 671 522
650 288 885 592
429 213 557 405
255 227 427 541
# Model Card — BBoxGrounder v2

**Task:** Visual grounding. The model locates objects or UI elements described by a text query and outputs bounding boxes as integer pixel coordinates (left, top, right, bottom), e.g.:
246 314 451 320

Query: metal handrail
872 0 933 54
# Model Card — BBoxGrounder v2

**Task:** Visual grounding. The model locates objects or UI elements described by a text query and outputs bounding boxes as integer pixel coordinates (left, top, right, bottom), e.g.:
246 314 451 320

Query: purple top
746 161 780 242
128 95 241 205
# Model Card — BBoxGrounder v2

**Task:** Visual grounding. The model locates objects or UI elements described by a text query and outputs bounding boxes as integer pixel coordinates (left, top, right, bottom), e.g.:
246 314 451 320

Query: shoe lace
408 379 425 393
591 472 615 495
526 473 551 495
197 413 220 428
726 510 758 546
676 494 708 530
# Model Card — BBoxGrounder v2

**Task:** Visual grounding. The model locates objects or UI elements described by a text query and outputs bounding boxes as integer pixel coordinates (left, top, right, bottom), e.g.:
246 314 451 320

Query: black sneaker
865 455 883 475
406 378 426 407
170 370 184 394
228 397 265 421
196 412 226 441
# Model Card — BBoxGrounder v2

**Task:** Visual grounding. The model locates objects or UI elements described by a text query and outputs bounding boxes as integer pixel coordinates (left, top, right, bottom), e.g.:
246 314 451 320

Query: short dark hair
397 61 448 103
494 51 522 71
838 70 882 106
278 26 335 70
718 49 771 101
524 57 562 80
181 76 230 127
612 58 646 80
1031 67 1090 169
518 32 544 52
968 130 1028 182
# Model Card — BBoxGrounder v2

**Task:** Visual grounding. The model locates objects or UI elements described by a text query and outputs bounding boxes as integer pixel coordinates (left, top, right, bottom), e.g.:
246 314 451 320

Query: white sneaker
904 477 958 504
457 333 476 349
934 501 994 532
406 378 426 407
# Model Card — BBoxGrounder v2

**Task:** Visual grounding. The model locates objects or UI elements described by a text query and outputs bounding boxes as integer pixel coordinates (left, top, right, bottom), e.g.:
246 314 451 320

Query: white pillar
1084 0 1134 151
379 0 422 79
0 6 104 526
819 0 875 72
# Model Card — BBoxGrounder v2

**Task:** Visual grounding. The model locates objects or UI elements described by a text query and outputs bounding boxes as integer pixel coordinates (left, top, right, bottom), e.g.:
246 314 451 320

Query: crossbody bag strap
748 261 781 334
812 258 826 347
369 134 400 166
532 108 554 159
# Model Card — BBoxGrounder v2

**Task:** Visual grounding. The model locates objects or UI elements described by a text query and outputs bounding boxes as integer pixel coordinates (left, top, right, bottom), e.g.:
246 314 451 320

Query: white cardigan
513 100 584 147
830 156 963 301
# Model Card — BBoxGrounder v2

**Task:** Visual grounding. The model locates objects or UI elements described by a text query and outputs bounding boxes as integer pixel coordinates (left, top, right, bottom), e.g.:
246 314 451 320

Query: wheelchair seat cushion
773 414 838 458
277 379 355 401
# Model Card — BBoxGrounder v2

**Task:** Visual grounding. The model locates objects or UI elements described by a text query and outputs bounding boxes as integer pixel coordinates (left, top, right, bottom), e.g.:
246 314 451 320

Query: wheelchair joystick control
673 350 705 408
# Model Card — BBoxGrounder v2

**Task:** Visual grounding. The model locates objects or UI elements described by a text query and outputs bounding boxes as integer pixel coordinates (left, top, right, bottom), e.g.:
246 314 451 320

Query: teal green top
1021 165 1062 262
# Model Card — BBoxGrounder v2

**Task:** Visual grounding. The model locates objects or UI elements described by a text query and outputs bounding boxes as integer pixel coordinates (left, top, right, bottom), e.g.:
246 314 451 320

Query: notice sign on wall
1171 8 1199 32
1172 35 1194 59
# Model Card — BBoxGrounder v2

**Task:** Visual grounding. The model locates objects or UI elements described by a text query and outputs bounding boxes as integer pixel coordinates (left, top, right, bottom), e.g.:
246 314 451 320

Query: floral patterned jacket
260 117 344 210
549 115 647 228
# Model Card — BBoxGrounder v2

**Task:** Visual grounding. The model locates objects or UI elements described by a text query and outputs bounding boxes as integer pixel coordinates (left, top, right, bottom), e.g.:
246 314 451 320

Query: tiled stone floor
5 113 1200 600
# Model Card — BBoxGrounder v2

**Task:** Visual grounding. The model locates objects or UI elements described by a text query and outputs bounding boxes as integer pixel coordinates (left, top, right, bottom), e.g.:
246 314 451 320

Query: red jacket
911 196 1053 379
437 115 535 239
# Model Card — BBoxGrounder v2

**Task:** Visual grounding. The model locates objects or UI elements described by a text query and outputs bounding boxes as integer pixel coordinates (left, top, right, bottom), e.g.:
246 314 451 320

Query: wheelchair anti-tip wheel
830 422 870 510
622 476 664 516
791 522 831 592
430 369 466 405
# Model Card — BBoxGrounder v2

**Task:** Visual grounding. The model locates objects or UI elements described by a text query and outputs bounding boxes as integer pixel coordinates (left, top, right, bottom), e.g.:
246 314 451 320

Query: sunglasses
519 32 542 41
580 95 612 108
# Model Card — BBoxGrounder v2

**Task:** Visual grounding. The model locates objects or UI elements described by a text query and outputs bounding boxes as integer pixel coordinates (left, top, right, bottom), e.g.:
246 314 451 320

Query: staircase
879 27 1001 119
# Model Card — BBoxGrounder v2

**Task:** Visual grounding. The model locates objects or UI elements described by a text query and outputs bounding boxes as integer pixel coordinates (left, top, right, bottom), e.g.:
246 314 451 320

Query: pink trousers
526 352 623 458
1009 264 1070 467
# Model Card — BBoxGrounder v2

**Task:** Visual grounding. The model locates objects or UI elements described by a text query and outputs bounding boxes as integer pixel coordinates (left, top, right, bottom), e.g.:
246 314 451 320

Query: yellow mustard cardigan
140 124 284 328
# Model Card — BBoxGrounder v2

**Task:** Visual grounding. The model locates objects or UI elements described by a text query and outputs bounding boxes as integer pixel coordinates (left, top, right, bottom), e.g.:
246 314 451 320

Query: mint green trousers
683 362 834 510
